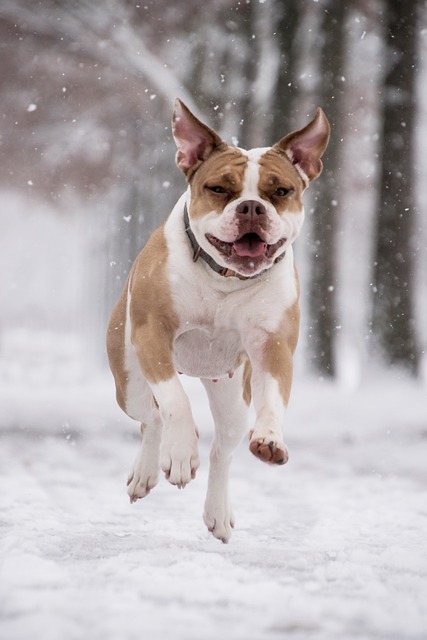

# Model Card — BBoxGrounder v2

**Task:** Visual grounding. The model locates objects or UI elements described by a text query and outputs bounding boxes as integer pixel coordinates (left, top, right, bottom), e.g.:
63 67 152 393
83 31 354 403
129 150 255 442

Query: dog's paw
203 504 235 544
161 453 200 489
160 431 200 489
127 467 159 503
249 434 289 465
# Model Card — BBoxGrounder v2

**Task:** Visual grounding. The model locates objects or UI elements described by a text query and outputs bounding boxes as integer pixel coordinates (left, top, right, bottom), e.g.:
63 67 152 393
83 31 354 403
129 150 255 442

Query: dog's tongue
233 235 267 258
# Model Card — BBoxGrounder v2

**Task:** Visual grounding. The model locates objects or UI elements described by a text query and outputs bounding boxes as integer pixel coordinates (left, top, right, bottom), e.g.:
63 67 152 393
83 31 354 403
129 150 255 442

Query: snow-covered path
1 372 427 640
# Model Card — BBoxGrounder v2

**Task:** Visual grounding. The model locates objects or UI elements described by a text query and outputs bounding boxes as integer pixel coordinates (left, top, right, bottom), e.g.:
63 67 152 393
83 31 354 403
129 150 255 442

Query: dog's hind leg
201 367 249 543
127 413 162 502
126 382 163 502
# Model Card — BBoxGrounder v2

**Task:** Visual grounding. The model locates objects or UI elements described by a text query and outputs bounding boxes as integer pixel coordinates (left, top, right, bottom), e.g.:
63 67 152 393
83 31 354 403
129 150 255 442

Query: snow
1 357 427 640
2 1 427 635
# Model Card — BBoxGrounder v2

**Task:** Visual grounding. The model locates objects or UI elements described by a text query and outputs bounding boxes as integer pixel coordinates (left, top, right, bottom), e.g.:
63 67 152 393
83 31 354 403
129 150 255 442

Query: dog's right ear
172 99 226 177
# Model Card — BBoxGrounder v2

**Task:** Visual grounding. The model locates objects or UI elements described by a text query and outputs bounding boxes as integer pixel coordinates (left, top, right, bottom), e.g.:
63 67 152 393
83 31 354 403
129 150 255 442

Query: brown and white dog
106 100 330 542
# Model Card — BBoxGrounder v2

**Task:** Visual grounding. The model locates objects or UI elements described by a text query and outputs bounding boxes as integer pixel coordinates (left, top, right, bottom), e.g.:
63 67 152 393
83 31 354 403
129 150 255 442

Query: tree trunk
268 0 300 141
308 0 347 377
371 0 420 374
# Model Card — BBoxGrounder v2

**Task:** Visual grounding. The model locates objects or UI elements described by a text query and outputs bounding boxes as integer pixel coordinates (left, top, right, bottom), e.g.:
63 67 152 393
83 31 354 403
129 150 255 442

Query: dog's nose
236 200 266 217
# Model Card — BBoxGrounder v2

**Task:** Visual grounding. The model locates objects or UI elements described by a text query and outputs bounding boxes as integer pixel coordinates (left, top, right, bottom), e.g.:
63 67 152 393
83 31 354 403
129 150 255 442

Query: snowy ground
1 359 427 640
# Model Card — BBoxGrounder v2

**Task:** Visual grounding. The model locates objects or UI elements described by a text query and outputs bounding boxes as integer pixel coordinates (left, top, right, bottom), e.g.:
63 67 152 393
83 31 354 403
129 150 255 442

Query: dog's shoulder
129 222 179 333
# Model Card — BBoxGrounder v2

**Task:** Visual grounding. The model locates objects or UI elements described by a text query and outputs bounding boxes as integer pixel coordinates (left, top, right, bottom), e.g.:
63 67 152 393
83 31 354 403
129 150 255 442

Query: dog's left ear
274 108 330 184
172 99 226 177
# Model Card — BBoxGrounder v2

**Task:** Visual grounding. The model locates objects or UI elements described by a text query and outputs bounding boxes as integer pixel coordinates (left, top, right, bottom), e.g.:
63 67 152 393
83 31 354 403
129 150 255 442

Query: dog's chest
173 325 242 378
164 210 297 378
171 289 245 377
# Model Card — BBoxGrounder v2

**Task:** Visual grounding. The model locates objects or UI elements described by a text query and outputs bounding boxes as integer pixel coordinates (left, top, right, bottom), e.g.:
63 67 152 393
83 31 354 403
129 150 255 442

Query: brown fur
106 225 179 412
106 285 128 412
242 358 252 406
187 145 306 224
105 100 330 542
262 300 300 405
188 147 248 218
258 149 305 212
129 225 179 384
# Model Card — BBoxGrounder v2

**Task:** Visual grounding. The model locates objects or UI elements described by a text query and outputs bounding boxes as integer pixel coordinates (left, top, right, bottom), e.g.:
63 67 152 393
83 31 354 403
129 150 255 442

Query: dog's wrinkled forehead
191 145 248 190
188 144 305 218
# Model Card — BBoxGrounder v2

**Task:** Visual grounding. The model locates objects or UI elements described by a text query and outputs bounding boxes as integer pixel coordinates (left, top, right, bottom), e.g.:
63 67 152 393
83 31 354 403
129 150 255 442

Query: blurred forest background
0 0 426 386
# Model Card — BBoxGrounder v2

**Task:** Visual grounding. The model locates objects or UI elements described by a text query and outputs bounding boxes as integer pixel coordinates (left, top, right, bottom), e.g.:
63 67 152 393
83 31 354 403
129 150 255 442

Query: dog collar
183 204 285 280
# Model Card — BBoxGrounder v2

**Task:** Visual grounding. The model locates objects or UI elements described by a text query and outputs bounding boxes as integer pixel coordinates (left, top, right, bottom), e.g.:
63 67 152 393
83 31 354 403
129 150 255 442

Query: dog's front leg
201 368 249 543
244 319 298 465
133 326 200 489
151 376 200 488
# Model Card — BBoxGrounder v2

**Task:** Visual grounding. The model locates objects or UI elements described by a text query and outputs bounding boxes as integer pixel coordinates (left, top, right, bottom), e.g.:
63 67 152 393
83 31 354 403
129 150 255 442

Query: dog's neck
183 204 285 281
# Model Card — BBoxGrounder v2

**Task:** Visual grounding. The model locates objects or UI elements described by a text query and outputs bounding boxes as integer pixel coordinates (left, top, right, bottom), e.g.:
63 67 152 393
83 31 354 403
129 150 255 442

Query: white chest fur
164 195 299 379
108 99 330 542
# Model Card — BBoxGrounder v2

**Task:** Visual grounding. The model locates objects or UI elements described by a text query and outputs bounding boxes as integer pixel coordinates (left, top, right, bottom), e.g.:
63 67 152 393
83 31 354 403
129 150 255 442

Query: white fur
165 197 299 365
201 370 248 542
109 97 331 542
248 372 287 443
121 156 300 542
285 148 310 186
151 378 200 488
190 147 305 274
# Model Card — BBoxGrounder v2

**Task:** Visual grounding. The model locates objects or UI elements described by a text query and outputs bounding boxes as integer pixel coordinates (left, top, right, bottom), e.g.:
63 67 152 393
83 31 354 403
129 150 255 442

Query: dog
106 99 330 542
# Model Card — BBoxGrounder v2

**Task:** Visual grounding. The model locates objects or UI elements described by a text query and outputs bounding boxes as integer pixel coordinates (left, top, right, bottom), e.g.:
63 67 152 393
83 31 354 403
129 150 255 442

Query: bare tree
307 0 348 377
371 0 421 374
268 0 300 140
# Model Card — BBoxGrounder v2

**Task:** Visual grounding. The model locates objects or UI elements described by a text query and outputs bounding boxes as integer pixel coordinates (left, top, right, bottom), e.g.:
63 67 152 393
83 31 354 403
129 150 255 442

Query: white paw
160 430 200 489
127 470 159 502
127 454 159 503
203 499 235 543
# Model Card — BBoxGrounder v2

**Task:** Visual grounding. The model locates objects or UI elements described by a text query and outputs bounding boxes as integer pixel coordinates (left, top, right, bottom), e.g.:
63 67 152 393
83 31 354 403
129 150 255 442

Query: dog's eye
274 187 292 197
208 185 228 194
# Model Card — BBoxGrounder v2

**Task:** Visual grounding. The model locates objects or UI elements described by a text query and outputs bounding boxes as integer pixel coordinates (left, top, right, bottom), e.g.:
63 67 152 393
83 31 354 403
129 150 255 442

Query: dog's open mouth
206 233 286 260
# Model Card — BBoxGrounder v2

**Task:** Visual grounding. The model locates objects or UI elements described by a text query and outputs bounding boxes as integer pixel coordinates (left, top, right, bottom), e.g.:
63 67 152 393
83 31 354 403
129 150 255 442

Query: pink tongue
233 235 267 258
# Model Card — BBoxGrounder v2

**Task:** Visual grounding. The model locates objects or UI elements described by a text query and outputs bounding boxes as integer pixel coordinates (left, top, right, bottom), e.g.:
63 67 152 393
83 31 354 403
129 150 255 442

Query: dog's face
173 100 330 277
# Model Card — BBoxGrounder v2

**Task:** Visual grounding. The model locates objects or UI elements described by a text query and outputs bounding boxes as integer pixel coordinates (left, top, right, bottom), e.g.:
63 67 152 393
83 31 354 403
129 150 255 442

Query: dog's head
173 99 330 278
